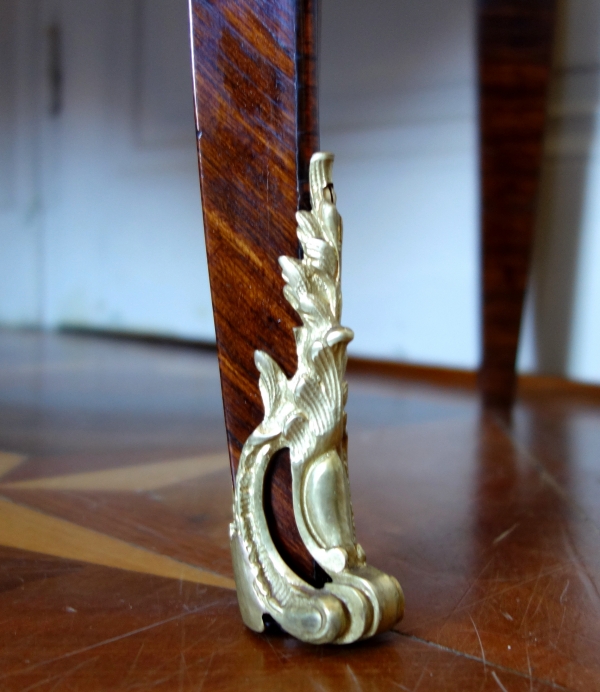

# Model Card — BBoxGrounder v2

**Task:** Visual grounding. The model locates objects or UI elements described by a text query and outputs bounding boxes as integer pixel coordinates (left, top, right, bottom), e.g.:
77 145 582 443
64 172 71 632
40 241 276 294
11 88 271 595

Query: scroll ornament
230 152 404 644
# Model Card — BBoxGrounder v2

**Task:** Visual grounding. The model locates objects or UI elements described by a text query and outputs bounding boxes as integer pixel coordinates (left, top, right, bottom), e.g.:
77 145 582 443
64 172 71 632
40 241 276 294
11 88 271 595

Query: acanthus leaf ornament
230 152 404 644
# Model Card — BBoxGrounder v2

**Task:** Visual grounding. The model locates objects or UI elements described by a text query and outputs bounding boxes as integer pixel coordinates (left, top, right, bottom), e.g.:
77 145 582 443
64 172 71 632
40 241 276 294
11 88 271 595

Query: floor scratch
19 656 98 692
518 566 543 632
197 650 215 692
125 642 145 683
526 645 533 692
411 665 427 692
496 421 600 536
492 523 519 546
491 670 509 692
433 554 495 637
0 601 219 682
346 663 364 691
529 575 553 622
393 629 574 692
469 614 486 669
561 524 600 614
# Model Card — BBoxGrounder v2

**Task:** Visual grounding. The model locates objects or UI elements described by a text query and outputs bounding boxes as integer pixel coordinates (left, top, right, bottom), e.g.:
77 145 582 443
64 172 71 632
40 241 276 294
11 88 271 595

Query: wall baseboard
346 356 477 389
347 355 600 400
56 327 600 400
58 326 217 352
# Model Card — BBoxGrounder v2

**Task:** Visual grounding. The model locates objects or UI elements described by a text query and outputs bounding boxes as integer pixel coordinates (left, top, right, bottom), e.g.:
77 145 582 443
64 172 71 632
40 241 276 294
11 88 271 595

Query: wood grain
478 0 557 410
0 452 26 478
296 0 320 211
2 330 600 689
0 496 234 589
0 454 229 491
190 0 320 581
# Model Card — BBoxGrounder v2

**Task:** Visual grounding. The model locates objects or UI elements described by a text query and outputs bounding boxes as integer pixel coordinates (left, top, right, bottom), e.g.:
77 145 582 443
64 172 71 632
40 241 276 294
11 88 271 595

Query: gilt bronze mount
230 152 404 644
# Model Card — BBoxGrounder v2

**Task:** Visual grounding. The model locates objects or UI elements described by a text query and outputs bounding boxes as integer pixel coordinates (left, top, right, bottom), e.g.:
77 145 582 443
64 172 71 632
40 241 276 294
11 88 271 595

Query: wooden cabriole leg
478 0 557 411
190 0 403 643
189 0 318 585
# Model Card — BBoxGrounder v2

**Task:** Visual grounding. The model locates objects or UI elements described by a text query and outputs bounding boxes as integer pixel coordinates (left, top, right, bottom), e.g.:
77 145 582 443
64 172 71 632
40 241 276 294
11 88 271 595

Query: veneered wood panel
478 0 557 409
189 0 320 581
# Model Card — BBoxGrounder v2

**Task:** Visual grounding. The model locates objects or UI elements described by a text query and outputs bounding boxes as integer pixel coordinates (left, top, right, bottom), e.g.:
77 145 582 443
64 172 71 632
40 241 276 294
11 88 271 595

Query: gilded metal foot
230 152 404 644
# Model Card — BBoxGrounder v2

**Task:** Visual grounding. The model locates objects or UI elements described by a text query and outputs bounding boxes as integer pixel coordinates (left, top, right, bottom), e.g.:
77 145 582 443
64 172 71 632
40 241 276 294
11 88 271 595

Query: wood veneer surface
189 0 319 582
478 0 557 409
1 331 599 690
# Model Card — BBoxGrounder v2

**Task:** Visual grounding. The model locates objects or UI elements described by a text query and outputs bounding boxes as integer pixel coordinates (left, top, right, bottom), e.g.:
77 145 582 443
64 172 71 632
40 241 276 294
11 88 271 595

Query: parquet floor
0 330 599 691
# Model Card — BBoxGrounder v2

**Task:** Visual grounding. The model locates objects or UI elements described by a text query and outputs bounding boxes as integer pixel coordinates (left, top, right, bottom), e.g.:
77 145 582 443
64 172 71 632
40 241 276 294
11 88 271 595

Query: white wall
1 0 214 341
41 0 214 340
518 0 600 383
320 0 478 367
321 0 600 382
0 1 44 326
1 0 599 382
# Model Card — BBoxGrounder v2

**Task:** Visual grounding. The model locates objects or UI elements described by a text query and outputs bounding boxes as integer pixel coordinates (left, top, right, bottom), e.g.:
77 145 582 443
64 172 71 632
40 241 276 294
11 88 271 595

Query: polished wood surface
295 0 320 212
1 330 599 690
478 0 557 409
190 0 319 582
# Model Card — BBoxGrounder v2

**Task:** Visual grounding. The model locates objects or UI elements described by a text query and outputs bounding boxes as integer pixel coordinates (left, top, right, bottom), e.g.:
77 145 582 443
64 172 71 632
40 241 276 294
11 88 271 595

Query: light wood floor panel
0 451 26 478
0 497 234 589
1 453 229 491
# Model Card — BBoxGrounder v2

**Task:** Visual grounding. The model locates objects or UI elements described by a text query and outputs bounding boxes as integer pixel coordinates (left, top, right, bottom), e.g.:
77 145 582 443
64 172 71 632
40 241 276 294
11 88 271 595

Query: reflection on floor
0 330 599 691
